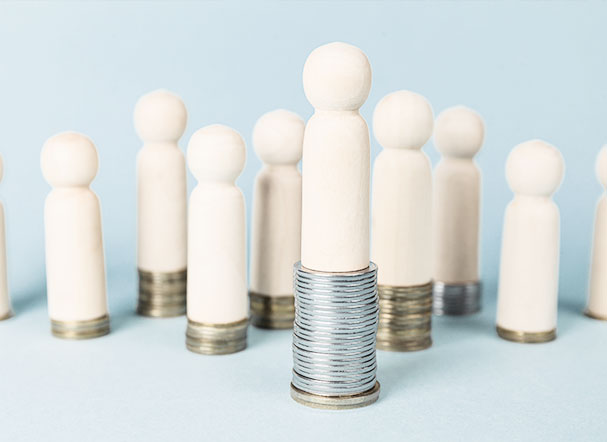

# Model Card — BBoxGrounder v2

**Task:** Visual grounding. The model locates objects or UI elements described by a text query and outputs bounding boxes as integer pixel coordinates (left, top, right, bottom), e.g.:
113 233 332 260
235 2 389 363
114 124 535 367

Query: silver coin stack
377 282 432 351
137 269 187 317
291 262 380 410
432 281 481 316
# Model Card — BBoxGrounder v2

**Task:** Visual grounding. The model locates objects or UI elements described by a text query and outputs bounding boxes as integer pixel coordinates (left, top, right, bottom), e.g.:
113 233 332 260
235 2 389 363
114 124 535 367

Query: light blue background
0 1 606 441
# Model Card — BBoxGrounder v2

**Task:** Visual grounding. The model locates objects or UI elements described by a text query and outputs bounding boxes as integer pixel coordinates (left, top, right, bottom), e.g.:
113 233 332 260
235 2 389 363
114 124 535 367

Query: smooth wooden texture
186 125 247 324
587 146 607 318
41 132 108 322
301 42 372 272
134 89 187 273
250 110 303 296
432 106 484 283
371 90 434 286
496 140 564 333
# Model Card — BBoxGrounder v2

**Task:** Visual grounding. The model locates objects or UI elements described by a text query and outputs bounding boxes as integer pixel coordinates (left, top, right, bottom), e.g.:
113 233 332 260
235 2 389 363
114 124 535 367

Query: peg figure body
432 106 485 315
186 124 247 355
300 42 372 273
586 146 607 320
135 90 188 317
290 42 380 410
41 132 109 339
371 90 434 351
496 140 564 343
249 110 304 329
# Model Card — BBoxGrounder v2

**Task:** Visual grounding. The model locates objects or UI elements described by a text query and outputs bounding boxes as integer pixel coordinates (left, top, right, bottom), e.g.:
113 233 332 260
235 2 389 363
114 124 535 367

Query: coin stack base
186 318 248 355
290 381 380 410
137 269 187 318
51 314 110 340
249 292 294 329
584 309 607 321
0 310 13 321
496 326 556 343
377 282 432 352
433 281 481 316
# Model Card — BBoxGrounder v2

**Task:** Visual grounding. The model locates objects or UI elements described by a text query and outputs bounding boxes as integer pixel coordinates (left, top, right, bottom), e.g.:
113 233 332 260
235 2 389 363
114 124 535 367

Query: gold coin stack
137 269 187 317
496 326 556 343
51 314 110 340
249 292 294 329
376 282 433 351
186 318 248 355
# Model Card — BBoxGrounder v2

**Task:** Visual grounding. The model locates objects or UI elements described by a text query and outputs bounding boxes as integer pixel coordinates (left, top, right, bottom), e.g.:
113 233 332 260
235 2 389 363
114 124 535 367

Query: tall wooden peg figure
432 106 485 315
41 132 110 339
290 42 380 409
249 110 304 329
134 90 188 317
0 155 11 321
372 90 434 351
185 124 248 355
496 140 564 343
585 146 607 320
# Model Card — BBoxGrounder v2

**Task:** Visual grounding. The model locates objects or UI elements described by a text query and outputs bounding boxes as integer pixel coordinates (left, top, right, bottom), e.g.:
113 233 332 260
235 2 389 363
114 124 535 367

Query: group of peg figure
0 42 605 355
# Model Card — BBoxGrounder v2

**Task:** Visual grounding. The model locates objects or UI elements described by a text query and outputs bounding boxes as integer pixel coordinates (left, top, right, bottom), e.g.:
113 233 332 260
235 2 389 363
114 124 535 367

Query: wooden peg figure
290 42 380 409
586 146 607 320
41 132 110 339
134 90 188 317
496 140 564 343
301 42 372 272
432 106 485 315
249 109 304 329
0 155 11 321
372 90 434 351
185 124 248 355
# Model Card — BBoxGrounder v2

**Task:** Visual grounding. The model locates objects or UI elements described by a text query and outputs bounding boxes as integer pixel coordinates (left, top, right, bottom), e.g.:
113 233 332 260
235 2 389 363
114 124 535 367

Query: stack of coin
495 326 556 344
376 282 432 351
51 314 110 340
291 262 380 409
137 269 187 317
249 292 294 329
432 281 481 316
186 318 248 355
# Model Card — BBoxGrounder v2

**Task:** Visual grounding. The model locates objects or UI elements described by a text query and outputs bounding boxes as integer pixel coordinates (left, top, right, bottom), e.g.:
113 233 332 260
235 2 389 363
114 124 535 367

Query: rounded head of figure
41 132 99 188
597 145 607 189
253 109 304 166
373 90 434 150
303 42 372 111
188 124 245 183
134 89 187 143
506 140 564 197
434 106 484 158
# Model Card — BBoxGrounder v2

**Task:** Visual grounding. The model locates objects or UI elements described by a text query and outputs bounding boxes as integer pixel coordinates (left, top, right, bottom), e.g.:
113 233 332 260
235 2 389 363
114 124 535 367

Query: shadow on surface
12 286 45 314
432 310 496 346
248 325 292 350
376 349 445 399
557 296 587 336
109 307 137 333
559 297 585 316
106 283 138 334
377 306 498 397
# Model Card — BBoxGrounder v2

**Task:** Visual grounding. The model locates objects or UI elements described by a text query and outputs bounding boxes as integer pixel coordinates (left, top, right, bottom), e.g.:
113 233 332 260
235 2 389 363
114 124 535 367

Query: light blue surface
0 2 606 441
